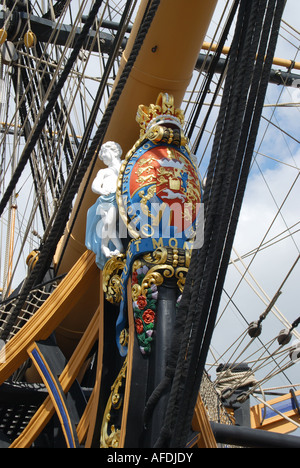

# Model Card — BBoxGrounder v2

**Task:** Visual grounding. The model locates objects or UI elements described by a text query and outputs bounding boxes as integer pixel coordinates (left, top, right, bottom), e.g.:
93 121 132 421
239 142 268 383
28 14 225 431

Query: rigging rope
186 1 238 146
0 0 161 341
146 0 286 448
214 366 257 395
0 0 104 219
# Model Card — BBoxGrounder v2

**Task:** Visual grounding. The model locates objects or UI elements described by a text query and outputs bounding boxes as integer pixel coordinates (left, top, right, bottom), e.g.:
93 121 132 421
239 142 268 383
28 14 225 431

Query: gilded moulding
100 357 127 448
102 254 126 304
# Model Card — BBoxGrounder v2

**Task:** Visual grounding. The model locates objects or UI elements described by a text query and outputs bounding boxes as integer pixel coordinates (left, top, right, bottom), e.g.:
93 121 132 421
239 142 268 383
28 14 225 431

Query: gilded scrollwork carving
175 267 189 293
140 247 190 294
130 246 192 354
100 356 127 448
102 254 126 304
143 246 168 265
140 268 168 295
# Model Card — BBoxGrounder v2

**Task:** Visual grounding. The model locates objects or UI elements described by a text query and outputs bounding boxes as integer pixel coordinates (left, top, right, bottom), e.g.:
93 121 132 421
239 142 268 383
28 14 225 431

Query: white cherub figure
85 141 124 269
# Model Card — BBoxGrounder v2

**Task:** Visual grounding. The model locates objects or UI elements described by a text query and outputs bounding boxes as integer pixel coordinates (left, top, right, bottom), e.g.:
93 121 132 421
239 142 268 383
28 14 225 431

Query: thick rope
172 0 286 448
151 0 286 448
214 368 258 395
143 0 241 432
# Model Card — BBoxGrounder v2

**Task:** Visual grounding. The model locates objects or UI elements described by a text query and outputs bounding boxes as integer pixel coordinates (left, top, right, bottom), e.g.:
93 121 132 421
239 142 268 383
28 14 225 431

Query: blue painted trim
31 348 75 448
264 394 300 421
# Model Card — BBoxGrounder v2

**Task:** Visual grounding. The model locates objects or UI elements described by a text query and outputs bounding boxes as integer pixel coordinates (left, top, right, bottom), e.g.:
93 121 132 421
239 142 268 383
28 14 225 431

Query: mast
55 0 218 274
2 200 17 298
53 0 218 356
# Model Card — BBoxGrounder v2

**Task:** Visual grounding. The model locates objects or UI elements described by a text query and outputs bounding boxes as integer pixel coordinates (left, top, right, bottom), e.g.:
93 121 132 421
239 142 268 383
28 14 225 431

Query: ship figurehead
86 93 203 358
85 93 204 448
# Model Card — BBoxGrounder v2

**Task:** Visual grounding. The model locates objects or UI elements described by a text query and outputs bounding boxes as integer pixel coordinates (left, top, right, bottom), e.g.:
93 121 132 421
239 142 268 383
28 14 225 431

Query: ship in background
0 0 299 448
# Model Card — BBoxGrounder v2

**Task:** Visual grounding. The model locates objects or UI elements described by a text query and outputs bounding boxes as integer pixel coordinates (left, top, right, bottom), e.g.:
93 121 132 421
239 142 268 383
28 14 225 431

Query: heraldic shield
117 142 202 244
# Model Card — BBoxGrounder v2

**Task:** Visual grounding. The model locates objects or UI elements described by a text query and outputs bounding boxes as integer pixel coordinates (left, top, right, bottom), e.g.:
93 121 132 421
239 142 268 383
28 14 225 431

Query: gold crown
136 93 185 137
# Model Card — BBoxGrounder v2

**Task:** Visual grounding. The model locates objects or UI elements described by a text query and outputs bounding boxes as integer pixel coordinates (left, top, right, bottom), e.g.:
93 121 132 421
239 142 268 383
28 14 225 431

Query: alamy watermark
96 199 205 250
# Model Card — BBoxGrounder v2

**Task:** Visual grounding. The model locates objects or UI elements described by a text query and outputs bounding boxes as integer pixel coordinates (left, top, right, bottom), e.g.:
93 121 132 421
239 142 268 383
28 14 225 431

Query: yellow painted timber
77 390 94 445
192 393 218 448
250 389 300 434
27 342 78 448
118 280 135 448
84 272 104 447
201 41 300 70
0 249 98 384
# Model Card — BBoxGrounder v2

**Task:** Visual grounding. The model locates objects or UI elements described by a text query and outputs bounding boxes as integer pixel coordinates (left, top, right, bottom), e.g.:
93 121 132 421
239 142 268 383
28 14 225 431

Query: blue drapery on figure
85 193 117 270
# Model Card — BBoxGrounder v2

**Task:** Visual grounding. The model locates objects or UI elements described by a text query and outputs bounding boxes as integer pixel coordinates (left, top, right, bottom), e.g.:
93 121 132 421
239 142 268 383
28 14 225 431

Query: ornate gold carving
140 269 166 296
134 247 191 295
116 92 200 240
136 93 185 138
102 246 191 305
143 247 190 269
119 328 129 348
175 267 189 293
131 283 141 301
143 247 168 265
102 255 126 303
100 357 127 448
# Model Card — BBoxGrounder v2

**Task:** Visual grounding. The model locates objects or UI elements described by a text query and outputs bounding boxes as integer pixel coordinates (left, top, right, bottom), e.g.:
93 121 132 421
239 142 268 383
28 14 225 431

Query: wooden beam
202 41 300 71
118 280 135 448
84 272 104 447
250 389 300 434
192 393 218 448
0 249 98 385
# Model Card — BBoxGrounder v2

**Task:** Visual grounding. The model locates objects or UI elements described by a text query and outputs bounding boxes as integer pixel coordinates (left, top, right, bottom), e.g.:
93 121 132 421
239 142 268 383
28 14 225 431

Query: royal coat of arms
118 142 201 243
117 93 202 247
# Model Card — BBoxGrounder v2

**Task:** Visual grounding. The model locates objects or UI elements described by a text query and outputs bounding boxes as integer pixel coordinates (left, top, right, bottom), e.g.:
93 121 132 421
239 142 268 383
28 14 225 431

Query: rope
0 0 105 219
187 0 240 150
143 0 241 439
254 394 300 429
154 0 257 446
150 0 286 448
214 368 257 395
173 0 286 447
0 0 161 341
